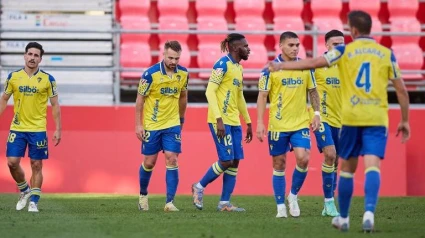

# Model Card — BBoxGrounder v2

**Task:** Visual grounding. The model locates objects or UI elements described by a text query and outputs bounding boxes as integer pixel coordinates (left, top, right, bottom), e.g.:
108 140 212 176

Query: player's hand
181 123 184 131
216 118 225 139
256 123 266 142
267 61 281 72
311 115 321 132
245 123 253 143
53 130 61 146
136 125 145 141
396 121 410 143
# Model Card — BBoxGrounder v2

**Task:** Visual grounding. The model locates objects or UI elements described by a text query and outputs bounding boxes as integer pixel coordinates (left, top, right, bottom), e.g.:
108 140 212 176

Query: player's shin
198 161 225 188
273 170 286 205
220 167 238 202
338 171 354 218
364 167 380 213
166 165 179 203
139 163 153 195
290 165 308 196
322 163 335 200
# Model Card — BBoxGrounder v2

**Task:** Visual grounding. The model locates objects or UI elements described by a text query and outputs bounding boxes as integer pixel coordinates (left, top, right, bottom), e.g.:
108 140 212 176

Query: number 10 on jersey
355 62 371 93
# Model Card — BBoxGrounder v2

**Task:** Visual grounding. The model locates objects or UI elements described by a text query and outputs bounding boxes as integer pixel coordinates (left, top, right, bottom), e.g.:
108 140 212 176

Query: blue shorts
338 126 388 160
268 128 311 156
141 125 181 155
314 122 340 154
208 123 244 161
6 130 49 160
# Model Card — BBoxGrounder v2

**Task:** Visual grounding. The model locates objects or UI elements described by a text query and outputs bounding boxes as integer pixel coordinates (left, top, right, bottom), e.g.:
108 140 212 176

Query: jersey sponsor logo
350 95 381 106
222 90 231 116
325 77 340 86
19 86 39 93
160 87 178 95
281 78 303 87
151 99 160 122
233 78 241 87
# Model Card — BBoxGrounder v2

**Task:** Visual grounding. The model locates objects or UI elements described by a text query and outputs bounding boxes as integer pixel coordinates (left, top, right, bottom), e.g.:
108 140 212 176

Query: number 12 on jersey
355 62 371 93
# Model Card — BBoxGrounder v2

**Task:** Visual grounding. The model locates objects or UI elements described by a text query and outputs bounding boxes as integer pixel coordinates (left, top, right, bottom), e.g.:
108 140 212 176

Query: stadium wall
0 107 423 196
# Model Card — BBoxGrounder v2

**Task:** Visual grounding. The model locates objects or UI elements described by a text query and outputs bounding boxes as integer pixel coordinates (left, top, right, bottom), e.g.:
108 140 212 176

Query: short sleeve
209 59 228 85
258 69 271 91
138 71 153 96
307 69 316 90
182 73 188 91
47 74 58 97
323 44 345 66
4 73 13 95
389 51 402 80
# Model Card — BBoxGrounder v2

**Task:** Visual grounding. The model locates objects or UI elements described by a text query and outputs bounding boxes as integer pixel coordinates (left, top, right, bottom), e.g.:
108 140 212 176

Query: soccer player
268 11 410 232
0 42 62 213
313 29 345 217
135 41 188 212
256 31 321 218
192 33 252 212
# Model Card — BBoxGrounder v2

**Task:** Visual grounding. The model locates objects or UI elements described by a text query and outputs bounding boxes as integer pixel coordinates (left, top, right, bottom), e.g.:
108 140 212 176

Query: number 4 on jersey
355 62 371 93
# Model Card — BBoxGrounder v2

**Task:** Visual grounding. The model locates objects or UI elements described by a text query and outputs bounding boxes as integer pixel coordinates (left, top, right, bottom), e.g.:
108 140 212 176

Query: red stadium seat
272 0 305 41
233 0 267 75
349 0 382 42
157 0 189 43
196 0 227 43
311 0 344 55
196 0 228 76
120 15 151 43
118 0 150 16
388 0 422 79
241 44 268 79
388 0 419 18
120 43 152 78
197 44 224 78
392 44 424 79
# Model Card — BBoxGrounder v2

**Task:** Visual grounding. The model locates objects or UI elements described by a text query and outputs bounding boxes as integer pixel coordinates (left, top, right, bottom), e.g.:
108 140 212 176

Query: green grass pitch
0 194 424 238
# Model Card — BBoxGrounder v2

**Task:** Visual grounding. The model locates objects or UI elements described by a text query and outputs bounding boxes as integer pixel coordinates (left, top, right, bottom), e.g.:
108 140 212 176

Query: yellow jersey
138 61 188 130
259 55 316 132
4 68 58 132
207 54 246 126
324 37 401 127
314 57 342 128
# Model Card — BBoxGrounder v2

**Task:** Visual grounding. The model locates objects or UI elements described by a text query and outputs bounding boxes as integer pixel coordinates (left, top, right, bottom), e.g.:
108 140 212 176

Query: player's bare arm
205 82 225 138
0 93 11 117
308 88 321 131
50 95 62 146
268 57 329 72
135 94 145 141
256 91 268 142
179 89 188 130
392 78 410 143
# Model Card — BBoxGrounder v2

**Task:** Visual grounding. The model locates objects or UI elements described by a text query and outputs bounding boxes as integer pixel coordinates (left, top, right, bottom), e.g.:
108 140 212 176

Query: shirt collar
226 53 237 64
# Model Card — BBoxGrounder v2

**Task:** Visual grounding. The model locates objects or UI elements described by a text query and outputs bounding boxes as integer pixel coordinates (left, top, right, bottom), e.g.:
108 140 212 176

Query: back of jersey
337 37 401 127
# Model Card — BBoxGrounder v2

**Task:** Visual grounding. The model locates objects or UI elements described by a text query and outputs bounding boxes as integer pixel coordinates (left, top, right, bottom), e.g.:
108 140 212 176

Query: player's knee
231 160 240 168
30 160 43 172
166 157 178 167
324 150 337 165
143 160 156 169
296 156 310 169
272 156 286 170
7 160 19 170
219 160 233 169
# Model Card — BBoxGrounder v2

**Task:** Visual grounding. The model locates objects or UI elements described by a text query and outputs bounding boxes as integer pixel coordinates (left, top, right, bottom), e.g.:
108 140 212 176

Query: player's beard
165 62 176 71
